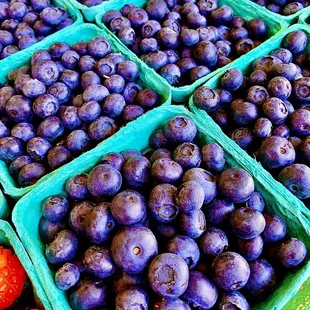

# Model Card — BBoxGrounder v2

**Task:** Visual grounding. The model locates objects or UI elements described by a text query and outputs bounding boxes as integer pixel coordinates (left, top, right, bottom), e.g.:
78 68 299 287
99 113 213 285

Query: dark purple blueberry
193 41 217 67
205 199 235 226
87 164 122 197
100 152 124 171
102 74 125 94
116 288 148 309
193 86 219 112
1 45 18 59
150 128 168 149
215 40 232 57
189 66 210 83
279 238 307 268
39 218 64 244
80 71 100 90
212 252 250 291
118 26 135 46
199 227 228 257
150 148 171 163
284 31 308 55
58 106 81 130
21 78 46 99
127 8 148 28
244 259 276 300
173 143 201 168
103 10 122 24
259 136 295 170
283 2 304 15
121 149 141 162
72 95 84 108
37 116 64 143
249 70 268 86
47 145 72 170
83 84 109 103
9 155 32 178
146 0 168 20
109 16 131 33
266 4 281 13
33 21 52 37
230 207 266 239
96 58 115 77
270 48 292 63
218 168 254 203
134 89 158 110
237 236 263 261
153 297 190 310
69 201 94 235
235 38 255 56
120 3 136 16
248 19 268 40
186 12 207 28
144 51 168 71
162 18 180 32
111 189 146 225
221 69 243 91
141 20 161 38
167 235 199 269
151 158 183 184
176 181 204 215
179 209 206 238
210 5 232 24
85 202 116 244
101 93 125 118
176 57 197 77
230 27 248 42
231 100 259 126
201 143 225 172
88 37 111 59
148 253 189 297
267 77 291 100
78 55 96 73
5 95 32 122
30 50 51 68
112 226 158 274
272 63 297 81
33 94 59 118
55 263 80 291
0 30 14 46
253 118 272 139
231 128 254 150
262 214 286 243
69 279 108 310
246 86 269 106
293 78 310 105
65 174 89 201
18 162 46 186
42 195 69 222
254 56 283 76
39 7 67 26
218 292 250 310
26 137 50 161
262 98 288 125
45 230 79 264
290 109 310 136
182 271 217 308
244 191 265 212
32 60 59 86
122 82 142 104
47 82 71 105
77 101 101 123
231 16 246 28
0 86 15 113
148 183 178 223
157 27 179 49
181 3 199 15
88 115 117 140
0 3 9 21
140 38 159 53
164 116 197 143
160 64 181 86
10 123 34 143
84 245 115 279
123 105 144 123
300 138 310 164
279 164 310 199
197 26 219 42
272 124 290 138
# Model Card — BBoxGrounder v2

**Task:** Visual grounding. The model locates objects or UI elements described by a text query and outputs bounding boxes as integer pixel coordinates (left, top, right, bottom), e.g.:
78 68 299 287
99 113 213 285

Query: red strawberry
0 247 26 309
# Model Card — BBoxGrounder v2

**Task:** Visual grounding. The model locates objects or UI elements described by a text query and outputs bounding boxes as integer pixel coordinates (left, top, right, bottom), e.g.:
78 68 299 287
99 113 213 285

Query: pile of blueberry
76 0 103 7
251 0 309 16
193 30 310 202
39 115 306 309
103 0 269 87
0 0 74 59
0 36 161 187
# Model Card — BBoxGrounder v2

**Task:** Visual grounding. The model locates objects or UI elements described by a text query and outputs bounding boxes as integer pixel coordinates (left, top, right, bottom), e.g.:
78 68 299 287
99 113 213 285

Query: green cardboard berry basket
242 0 310 26
12 105 310 310
0 189 9 220
0 220 52 309
0 0 83 67
298 7 310 24
95 0 287 103
189 23 310 220
0 23 171 201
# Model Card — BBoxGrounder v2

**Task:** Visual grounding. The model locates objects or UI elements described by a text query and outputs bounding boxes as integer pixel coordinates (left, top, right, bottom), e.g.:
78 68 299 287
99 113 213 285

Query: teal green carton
189 24 310 221
299 7 310 24
0 0 83 68
12 105 310 310
0 220 51 309
95 0 287 102
0 23 171 201
0 190 9 220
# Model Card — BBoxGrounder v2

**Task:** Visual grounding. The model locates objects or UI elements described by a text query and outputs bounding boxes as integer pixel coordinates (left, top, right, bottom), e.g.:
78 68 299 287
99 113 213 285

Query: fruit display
37 115 307 309
102 0 269 87
0 0 75 59
76 0 103 7
0 35 162 188
193 29 310 202
251 0 309 16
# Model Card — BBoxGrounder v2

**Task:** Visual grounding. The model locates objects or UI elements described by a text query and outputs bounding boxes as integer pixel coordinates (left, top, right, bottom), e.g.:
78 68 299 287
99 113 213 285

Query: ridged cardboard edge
0 23 171 200
94 0 288 102
12 105 310 310
0 190 9 220
189 23 310 225
0 0 83 68
0 220 52 309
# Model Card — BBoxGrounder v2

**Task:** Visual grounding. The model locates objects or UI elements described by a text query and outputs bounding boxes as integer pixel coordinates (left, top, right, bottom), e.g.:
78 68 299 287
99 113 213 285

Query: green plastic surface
0 190 9 220
12 105 310 310
0 220 51 309
95 0 287 102
0 23 171 201
244 0 310 25
299 7 310 24
0 0 83 67
189 23 310 222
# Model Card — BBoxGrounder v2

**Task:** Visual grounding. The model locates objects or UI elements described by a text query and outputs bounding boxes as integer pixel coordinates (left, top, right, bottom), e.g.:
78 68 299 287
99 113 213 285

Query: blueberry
205 199 235 226
237 235 264 261
160 64 181 86
123 155 150 189
112 226 158 274
199 227 228 257
187 12 207 28
87 116 117 141
9 155 32 178
246 86 269 106
249 70 268 86
121 149 142 161
55 263 80 291
30 0 50 12
65 174 89 201
279 238 307 268
40 7 67 26
103 10 122 24
10 123 34 143
80 71 100 91
201 143 225 172
193 41 217 67
231 128 254 150
121 4 136 16
148 183 178 223
189 66 210 82
270 48 292 63
122 82 142 104
83 85 109 103
6 94 33 122
146 0 168 20
46 230 79 264
0 30 14 46
111 189 146 225
179 209 206 238
71 42 89 56
153 297 190 310
284 31 308 55
85 202 116 244
47 145 72 170
182 271 218 308
262 97 288 125
0 86 16 113
65 130 89 154
42 195 69 222
248 19 268 39
78 55 96 73
87 164 122 197
218 292 250 310
33 21 52 37
70 279 108 310
88 37 111 59
150 128 168 149
212 252 250 291
293 78 310 105
116 288 148 309
163 18 180 32
32 60 59 86
244 259 276 300
151 158 183 184
100 152 124 171
244 191 265 212
149 149 171 163
231 100 259 126
148 253 189 297
39 217 64 244
102 75 125 94
197 26 219 42
181 3 199 15
18 162 46 186
123 105 144 123
193 86 219 112
37 116 64 143
254 56 282 76
259 136 295 170
141 20 161 38
289 109 310 136
272 124 290 138
221 69 243 91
